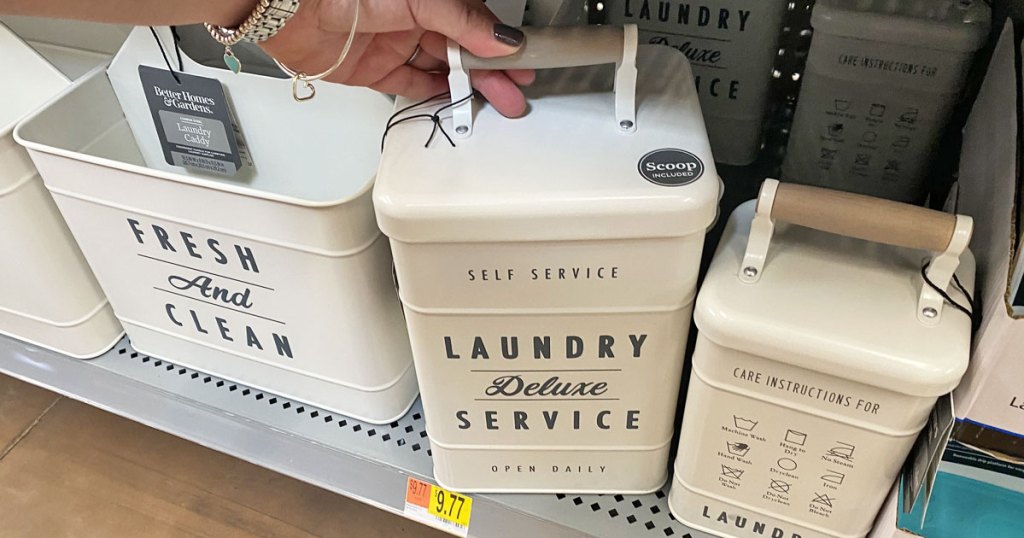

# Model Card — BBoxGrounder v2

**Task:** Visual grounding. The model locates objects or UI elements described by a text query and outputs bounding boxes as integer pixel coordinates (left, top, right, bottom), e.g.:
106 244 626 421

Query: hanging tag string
380 92 477 152
149 26 182 84
921 262 981 332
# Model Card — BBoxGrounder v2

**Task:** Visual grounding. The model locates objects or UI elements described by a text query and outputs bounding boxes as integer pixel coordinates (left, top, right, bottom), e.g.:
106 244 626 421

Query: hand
260 0 535 117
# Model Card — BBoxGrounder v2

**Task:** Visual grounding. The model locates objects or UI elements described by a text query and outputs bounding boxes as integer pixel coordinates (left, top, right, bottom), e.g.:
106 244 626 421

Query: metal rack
0 335 708 538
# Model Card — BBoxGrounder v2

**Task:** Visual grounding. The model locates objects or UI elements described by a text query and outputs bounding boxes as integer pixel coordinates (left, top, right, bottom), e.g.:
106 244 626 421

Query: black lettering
597 410 611 430
501 336 519 359
629 334 648 357
246 326 263 350
472 337 490 359
152 225 176 252
180 231 202 259
485 410 499 430
128 218 145 244
456 410 471 429
165 303 182 326
445 337 461 359
534 336 551 359
566 336 584 359
215 317 233 342
598 335 615 358
208 238 228 265
235 245 260 273
626 410 640 429
274 333 293 358
514 411 529 430
543 411 558 429
190 309 208 334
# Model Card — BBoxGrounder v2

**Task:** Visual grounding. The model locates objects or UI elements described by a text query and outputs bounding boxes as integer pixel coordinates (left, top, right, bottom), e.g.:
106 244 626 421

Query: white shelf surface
0 334 707 538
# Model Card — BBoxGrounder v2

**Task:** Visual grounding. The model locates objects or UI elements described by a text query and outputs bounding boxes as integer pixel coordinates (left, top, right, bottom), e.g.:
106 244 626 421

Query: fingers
406 0 524 58
504 69 536 87
470 70 527 118
368 65 449 100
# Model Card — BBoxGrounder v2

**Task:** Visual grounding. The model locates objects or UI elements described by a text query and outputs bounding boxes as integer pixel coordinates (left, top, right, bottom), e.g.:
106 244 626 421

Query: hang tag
139 65 245 176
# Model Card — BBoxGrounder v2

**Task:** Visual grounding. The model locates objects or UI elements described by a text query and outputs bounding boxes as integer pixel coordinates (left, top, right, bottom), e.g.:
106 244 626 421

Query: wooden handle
460 26 625 70
769 183 956 252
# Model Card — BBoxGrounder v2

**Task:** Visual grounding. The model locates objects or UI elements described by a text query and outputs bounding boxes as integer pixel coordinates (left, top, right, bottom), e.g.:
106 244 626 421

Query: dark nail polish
493 24 525 47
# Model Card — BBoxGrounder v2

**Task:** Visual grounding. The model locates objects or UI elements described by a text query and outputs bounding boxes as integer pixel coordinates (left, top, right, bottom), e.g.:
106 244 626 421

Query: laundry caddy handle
740 179 973 325
446 25 639 138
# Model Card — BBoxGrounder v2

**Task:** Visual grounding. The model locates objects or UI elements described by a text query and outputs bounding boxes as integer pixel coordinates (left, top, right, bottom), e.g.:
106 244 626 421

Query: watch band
241 0 302 43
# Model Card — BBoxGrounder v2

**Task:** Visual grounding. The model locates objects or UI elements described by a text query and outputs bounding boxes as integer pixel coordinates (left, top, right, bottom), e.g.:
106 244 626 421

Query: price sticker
404 477 472 536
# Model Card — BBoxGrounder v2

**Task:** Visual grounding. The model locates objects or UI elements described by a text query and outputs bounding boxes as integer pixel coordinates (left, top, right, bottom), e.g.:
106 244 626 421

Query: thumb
408 0 524 58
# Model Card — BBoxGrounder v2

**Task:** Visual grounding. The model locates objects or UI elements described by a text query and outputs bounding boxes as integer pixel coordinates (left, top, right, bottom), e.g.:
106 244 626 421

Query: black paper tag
139 65 244 176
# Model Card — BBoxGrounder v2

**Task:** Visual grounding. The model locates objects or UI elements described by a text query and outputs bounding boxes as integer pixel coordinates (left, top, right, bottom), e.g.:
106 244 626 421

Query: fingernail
493 24 525 47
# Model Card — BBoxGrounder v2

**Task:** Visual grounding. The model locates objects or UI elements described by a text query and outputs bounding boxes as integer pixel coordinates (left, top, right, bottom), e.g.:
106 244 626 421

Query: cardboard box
951 20 1024 461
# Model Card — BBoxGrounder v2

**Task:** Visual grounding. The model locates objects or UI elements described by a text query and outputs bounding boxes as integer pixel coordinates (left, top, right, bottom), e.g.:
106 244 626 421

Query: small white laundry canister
14 27 417 423
0 22 122 358
781 0 990 202
375 26 721 493
669 179 975 538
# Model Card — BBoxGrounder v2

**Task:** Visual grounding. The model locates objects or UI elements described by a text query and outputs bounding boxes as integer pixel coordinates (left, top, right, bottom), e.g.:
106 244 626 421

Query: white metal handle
446 25 639 138
740 179 973 326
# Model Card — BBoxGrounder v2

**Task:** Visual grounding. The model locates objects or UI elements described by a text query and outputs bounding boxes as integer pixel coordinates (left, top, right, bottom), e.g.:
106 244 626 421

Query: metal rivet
743 267 758 278
922 307 938 319
455 125 469 135
619 120 634 130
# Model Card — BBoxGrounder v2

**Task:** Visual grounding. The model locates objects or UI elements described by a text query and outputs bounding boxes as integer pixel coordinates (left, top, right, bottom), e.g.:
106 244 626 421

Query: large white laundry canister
14 27 417 423
0 22 122 358
375 26 720 493
669 179 975 538
606 0 789 165
781 0 990 202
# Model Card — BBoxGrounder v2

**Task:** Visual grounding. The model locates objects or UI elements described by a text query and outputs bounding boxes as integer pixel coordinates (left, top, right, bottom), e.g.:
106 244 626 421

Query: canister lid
811 0 991 52
374 45 720 244
0 23 68 135
696 200 974 397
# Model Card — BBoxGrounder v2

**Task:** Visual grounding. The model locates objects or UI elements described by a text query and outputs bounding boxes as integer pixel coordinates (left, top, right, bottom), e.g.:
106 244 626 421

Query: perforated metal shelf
0 335 709 538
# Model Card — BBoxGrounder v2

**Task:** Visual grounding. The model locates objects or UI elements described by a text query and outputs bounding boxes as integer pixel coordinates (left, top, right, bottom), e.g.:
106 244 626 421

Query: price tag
404 477 472 536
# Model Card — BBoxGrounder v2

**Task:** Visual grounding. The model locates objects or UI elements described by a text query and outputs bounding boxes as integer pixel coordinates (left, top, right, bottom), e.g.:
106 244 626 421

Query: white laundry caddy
15 27 417 423
0 22 122 358
375 26 721 493
669 179 975 538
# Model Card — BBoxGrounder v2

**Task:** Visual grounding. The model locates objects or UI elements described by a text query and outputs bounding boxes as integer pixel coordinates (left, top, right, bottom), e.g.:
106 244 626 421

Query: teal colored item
898 464 1024 537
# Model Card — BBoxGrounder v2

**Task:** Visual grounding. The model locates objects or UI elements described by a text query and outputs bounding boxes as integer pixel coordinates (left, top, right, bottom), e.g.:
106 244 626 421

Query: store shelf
0 334 706 538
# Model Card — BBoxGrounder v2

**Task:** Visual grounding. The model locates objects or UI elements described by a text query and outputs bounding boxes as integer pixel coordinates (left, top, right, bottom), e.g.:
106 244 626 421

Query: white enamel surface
375 45 720 244
378 42 716 491
15 44 417 419
104 27 394 204
669 200 973 537
696 200 973 397
0 23 122 358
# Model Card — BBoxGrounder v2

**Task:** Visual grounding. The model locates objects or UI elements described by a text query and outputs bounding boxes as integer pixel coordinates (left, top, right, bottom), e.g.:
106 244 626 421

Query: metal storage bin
781 0 990 202
669 179 975 537
375 26 720 493
0 22 122 358
14 27 417 423
606 0 789 165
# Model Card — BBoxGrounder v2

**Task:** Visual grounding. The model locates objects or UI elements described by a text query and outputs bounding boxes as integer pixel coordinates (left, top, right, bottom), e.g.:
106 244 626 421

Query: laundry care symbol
821 470 845 485
721 465 744 479
726 441 751 458
769 480 791 493
784 430 807 446
812 492 836 508
733 415 758 432
826 442 855 462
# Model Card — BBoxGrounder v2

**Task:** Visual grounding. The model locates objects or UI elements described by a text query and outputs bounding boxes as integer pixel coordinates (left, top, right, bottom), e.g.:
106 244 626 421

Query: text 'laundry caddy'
669 179 975 538
15 27 418 423
375 25 721 493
